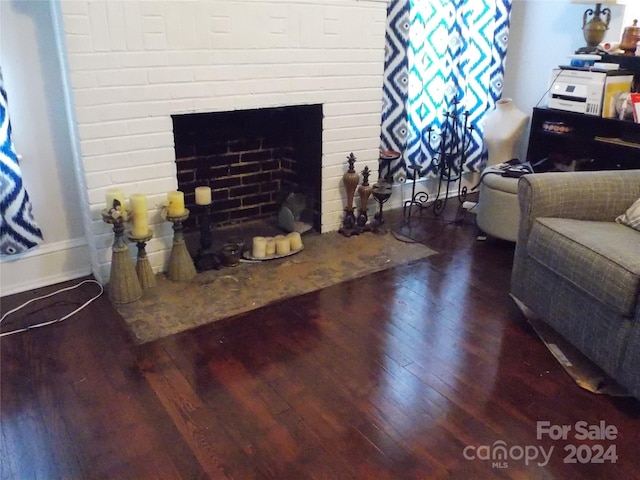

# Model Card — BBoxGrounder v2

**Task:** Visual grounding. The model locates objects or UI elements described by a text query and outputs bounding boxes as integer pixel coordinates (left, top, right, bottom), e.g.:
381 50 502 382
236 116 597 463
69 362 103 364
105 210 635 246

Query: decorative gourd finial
346 152 357 173
361 166 370 186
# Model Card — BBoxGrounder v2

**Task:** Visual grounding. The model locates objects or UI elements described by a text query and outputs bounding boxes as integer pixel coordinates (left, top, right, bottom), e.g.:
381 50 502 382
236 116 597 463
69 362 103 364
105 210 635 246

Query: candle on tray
195 186 212 205
275 235 290 255
130 193 149 237
167 190 185 216
265 237 276 256
252 236 267 258
105 189 126 217
287 231 303 251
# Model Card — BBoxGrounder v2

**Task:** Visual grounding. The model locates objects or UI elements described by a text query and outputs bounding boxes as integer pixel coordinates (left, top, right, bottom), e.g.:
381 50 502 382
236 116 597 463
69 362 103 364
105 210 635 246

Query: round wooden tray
242 246 304 261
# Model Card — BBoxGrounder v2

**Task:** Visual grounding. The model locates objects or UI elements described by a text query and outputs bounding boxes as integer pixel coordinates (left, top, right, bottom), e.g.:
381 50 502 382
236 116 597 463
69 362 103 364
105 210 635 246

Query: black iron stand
403 164 429 218
193 204 221 271
378 150 401 184
371 181 392 234
426 99 473 217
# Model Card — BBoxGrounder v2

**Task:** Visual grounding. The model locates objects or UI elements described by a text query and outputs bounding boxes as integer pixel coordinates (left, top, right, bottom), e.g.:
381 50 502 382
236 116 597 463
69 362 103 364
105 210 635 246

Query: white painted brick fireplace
55 0 389 282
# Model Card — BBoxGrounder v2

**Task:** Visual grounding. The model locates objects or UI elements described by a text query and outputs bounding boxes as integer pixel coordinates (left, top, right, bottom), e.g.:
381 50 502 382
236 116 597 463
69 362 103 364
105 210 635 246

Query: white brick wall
59 0 388 282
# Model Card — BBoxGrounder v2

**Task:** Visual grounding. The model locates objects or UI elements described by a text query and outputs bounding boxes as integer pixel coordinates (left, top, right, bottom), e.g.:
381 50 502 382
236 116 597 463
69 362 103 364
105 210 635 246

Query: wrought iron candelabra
430 101 473 215
409 100 473 217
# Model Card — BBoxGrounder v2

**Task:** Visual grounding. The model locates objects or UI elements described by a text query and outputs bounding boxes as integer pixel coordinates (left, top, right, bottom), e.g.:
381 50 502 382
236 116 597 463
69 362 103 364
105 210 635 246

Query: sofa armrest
512 170 640 301
517 170 640 244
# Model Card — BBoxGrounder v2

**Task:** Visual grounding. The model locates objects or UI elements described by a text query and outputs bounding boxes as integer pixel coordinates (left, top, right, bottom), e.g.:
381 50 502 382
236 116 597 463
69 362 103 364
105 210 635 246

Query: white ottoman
476 166 521 242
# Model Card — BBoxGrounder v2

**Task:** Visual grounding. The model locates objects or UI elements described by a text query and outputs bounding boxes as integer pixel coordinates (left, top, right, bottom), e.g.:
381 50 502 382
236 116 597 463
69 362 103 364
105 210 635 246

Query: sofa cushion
528 218 640 318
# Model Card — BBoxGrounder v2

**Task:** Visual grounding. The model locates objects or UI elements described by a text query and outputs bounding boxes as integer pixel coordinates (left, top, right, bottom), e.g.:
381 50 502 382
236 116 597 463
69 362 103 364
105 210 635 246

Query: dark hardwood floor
2 205 639 479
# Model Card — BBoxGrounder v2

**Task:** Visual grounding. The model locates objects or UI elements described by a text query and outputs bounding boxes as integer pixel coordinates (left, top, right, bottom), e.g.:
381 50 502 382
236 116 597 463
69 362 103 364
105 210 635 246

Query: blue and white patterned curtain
0 67 43 255
381 0 513 179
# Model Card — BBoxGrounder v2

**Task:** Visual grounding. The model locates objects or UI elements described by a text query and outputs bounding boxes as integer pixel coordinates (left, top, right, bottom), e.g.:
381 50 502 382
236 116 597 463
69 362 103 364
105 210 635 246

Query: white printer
548 68 634 117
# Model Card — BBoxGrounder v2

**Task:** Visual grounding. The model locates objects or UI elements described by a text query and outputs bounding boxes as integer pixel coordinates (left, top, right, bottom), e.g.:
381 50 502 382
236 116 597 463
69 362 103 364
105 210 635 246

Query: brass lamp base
575 46 601 54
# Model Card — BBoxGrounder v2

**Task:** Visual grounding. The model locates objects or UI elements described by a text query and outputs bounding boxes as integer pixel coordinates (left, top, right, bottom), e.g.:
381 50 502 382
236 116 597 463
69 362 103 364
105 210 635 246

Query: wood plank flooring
2 205 639 479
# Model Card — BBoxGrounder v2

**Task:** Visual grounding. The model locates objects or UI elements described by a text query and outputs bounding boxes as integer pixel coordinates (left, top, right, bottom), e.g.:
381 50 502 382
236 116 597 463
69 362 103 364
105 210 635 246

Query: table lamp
572 0 622 54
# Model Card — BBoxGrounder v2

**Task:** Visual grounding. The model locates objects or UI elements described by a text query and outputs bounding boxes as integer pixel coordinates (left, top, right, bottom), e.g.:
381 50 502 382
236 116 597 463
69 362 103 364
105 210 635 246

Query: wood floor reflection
2 206 639 479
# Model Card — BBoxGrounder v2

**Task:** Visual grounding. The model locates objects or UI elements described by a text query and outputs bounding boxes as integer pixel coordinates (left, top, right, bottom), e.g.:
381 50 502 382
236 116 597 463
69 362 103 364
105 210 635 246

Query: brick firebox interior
173 104 323 233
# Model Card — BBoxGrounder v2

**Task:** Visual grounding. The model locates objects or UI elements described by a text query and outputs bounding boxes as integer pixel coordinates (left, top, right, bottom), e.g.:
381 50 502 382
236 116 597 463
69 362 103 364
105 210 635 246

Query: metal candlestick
166 209 197 281
403 164 430 218
199 204 213 250
127 230 156 289
371 181 392 234
379 149 401 184
102 209 142 304
193 203 221 272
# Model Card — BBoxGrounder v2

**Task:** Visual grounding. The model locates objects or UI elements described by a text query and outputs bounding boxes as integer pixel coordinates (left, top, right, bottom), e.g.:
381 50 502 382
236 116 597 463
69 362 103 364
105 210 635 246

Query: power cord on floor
390 230 418 243
0 279 104 338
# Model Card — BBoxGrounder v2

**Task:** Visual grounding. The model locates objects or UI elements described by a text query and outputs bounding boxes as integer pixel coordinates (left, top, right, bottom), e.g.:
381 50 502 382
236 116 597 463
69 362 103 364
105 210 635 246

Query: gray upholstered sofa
510 170 640 399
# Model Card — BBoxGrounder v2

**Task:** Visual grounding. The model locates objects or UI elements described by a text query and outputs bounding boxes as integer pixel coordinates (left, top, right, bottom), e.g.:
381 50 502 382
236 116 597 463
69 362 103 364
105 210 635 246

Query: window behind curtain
381 0 513 180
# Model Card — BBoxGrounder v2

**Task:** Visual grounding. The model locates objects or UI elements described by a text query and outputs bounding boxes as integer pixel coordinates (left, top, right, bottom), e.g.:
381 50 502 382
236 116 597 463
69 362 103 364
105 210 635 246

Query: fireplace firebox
172 104 322 233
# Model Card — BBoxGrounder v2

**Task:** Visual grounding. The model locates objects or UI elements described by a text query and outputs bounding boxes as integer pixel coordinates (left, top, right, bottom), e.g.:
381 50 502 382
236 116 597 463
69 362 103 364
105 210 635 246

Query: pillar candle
167 190 185 216
265 237 276 256
252 236 267 258
130 193 149 237
275 235 290 255
195 186 212 205
287 231 303 251
105 189 125 212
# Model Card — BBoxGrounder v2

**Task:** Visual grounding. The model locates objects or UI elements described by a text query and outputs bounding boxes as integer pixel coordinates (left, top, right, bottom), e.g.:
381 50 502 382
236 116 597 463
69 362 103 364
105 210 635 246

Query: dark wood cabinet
526 107 640 171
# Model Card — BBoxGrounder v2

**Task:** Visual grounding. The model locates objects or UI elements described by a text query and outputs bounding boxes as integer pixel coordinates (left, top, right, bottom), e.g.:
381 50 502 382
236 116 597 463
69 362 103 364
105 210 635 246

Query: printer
548 68 634 117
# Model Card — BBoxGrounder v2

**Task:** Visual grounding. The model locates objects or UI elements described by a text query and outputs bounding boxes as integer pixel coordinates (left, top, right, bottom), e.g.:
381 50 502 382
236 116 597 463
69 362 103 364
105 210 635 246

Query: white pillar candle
252 236 267 258
130 193 149 237
275 235 290 255
167 190 185 216
195 186 212 205
287 231 303 251
265 237 276 256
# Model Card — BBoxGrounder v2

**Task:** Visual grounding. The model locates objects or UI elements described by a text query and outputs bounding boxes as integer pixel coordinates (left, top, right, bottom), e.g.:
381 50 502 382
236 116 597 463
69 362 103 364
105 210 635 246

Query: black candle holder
403 164 430 218
379 149 401 184
193 203 221 271
371 181 392 234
